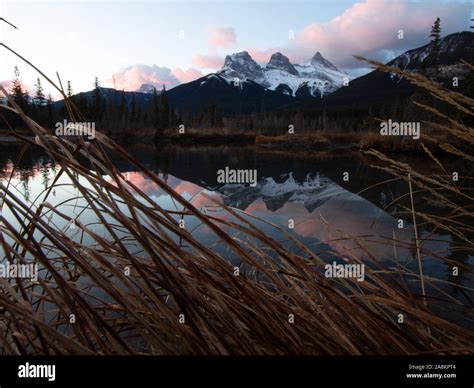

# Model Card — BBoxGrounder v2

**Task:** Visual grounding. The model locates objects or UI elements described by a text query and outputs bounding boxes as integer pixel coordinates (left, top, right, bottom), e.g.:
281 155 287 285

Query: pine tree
7 66 30 128
66 81 73 98
34 78 45 104
159 85 169 129
92 77 103 120
151 86 160 127
429 17 441 58
11 65 26 108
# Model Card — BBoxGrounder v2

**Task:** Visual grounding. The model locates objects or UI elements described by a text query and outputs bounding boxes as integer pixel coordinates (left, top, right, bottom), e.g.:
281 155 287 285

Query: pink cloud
124 172 158 195
111 64 181 92
206 26 237 48
0 80 38 98
292 0 470 69
192 54 224 69
174 181 204 197
0 80 11 89
0 80 12 97
171 67 203 83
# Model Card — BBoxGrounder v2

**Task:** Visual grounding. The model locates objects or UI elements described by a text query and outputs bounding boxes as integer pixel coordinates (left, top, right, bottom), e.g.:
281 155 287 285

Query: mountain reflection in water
0 143 472 305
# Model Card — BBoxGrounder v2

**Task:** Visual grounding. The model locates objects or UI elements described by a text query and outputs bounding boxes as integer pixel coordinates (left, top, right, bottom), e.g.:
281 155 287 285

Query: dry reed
0 48 472 355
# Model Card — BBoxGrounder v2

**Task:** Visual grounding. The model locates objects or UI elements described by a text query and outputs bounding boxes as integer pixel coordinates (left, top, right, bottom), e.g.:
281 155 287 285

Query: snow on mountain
218 50 351 98
388 31 474 81
165 71 296 114
221 51 264 83
137 83 160 94
315 31 474 108
218 172 346 212
266 52 299 75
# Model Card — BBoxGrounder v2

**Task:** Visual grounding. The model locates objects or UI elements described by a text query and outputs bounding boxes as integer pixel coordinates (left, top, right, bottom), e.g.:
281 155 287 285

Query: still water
0 142 473 325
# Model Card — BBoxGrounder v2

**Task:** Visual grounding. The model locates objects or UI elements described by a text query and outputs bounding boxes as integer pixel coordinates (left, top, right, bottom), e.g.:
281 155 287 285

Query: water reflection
1 143 473 301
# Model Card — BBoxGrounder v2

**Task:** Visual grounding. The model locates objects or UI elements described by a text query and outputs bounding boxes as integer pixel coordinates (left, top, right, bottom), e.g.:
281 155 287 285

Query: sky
0 0 472 98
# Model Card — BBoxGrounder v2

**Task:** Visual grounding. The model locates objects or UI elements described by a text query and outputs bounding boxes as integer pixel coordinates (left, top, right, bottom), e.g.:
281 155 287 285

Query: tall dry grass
0 46 472 355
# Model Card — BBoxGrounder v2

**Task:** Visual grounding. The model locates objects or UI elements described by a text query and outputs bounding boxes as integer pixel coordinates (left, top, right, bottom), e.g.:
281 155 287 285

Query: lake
0 141 473 327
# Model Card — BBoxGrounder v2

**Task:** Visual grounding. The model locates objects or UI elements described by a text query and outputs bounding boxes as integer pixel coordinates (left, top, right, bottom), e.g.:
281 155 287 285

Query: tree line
0 66 227 142
1 14 472 140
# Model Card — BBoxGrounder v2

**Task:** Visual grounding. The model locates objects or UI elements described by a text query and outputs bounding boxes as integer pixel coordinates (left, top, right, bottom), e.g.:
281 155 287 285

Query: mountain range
311 31 474 109
136 50 349 114
215 51 350 98
134 51 348 100
54 31 473 116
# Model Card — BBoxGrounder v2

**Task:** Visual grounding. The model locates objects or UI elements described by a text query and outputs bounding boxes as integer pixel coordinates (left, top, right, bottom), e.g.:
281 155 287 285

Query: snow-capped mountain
0 95 49 106
217 172 343 212
220 51 264 82
54 87 154 113
165 72 296 114
313 31 474 108
137 83 160 94
218 51 351 98
389 31 473 81
266 52 299 75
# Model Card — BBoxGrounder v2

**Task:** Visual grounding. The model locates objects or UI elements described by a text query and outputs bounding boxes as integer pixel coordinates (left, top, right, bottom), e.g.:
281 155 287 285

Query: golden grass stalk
0 49 472 355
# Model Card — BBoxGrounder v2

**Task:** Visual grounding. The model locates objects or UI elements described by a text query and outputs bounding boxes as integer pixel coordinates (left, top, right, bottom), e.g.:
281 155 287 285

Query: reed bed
0 50 473 355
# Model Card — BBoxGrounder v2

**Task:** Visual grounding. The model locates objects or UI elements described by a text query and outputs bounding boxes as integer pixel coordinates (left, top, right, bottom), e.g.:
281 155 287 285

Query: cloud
113 0 469 85
190 26 235 69
0 79 36 97
171 67 203 83
290 0 471 69
192 54 224 69
173 181 204 197
123 172 158 195
206 26 237 48
0 80 12 93
112 64 181 91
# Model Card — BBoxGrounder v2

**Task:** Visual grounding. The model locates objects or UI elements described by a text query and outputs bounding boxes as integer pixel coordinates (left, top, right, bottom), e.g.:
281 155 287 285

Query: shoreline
0 129 468 156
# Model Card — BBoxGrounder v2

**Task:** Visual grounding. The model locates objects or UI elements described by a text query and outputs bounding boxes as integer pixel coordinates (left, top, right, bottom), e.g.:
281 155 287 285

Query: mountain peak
389 30 474 75
221 51 263 81
218 49 349 98
223 51 257 67
137 83 159 94
266 52 299 75
310 52 339 71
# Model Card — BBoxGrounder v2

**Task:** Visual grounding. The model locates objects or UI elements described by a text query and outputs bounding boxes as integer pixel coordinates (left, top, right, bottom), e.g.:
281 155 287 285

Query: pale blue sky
0 0 471 97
